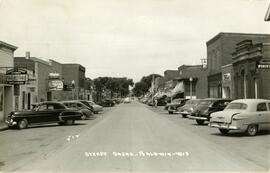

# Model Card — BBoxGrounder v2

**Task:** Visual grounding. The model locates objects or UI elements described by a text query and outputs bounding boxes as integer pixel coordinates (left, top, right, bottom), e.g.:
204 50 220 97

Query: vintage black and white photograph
0 0 270 172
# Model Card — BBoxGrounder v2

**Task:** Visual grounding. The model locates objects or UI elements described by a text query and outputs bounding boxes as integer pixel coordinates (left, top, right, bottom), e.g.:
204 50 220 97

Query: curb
0 123 8 131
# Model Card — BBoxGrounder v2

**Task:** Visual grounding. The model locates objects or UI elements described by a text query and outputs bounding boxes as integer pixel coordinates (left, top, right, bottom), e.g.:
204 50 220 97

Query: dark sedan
6 101 83 129
188 98 232 125
99 99 115 107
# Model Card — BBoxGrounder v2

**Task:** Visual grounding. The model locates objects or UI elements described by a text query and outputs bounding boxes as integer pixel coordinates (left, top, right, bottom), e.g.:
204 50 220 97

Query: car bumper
208 122 239 130
178 111 191 115
188 115 208 121
5 119 17 126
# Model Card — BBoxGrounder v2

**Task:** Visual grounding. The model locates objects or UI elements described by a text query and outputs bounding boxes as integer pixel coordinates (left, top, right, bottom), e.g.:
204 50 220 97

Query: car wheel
196 120 204 125
168 111 173 114
246 124 258 136
18 119 28 129
65 120 75 125
182 114 187 118
58 122 65 126
219 129 229 135
81 114 86 120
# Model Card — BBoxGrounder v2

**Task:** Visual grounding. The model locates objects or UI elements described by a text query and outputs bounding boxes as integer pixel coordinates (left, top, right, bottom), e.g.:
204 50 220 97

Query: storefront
221 64 233 99
0 84 13 123
232 40 270 99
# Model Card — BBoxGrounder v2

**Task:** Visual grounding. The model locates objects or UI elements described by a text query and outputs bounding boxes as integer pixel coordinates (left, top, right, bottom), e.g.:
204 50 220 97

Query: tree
93 77 134 101
132 74 161 97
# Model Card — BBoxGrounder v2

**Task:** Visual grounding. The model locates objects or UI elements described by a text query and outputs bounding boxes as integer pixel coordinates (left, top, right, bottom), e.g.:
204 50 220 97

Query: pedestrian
154 99 158 108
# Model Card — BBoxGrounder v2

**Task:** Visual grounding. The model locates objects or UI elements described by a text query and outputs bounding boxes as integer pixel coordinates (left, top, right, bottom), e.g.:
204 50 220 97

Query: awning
170 82 184 97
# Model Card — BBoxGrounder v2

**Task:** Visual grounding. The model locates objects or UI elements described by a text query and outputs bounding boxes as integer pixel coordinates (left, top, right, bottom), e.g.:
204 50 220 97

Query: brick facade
206 32 270 98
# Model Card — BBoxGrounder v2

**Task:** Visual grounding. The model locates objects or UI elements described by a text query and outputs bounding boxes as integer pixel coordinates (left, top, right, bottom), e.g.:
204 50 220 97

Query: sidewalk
0 121 8 131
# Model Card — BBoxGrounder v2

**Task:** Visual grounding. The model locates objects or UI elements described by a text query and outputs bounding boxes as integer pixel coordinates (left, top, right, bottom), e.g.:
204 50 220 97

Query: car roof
231 99 270 104
61 100 81 103
202 98 232 101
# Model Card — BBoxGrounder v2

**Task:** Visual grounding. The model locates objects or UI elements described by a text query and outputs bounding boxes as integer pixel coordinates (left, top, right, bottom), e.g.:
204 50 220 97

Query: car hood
193 105 209 114
167 102 181 106
210 110 245 123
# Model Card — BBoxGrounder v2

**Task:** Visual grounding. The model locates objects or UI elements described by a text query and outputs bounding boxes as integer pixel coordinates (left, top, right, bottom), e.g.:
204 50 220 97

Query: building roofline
0 41 18 51
206 32 270 46
14 57 51 66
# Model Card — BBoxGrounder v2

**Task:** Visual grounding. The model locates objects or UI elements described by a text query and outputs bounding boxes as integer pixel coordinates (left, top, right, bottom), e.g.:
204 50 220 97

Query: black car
99 99 115 107
167 98 189 114
6 101 83 129
188 98 232 125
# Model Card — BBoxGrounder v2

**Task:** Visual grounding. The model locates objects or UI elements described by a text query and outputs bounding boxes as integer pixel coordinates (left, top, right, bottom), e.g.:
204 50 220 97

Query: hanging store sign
5 68 27 85
257 59 270 69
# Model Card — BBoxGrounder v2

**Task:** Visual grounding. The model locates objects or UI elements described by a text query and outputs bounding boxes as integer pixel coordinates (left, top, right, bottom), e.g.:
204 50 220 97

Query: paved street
0 101 269 172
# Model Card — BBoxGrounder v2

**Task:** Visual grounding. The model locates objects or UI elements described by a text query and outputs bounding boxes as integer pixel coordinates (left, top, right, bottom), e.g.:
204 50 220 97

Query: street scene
1 101 269 172
0 0 270 172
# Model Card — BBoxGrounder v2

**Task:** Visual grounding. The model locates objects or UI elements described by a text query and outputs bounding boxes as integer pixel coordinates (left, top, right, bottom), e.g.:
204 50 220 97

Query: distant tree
93 77 134 100
132 74 161 97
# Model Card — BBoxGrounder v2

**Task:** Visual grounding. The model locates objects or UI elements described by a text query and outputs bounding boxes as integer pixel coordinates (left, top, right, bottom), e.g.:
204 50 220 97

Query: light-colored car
85 101 103 114
123 97 131 103
177 99 201 118
61 101 94 119
209 99 270 136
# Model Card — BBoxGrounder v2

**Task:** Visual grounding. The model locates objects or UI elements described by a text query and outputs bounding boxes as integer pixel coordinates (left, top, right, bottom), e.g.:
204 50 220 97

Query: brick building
232 40 270 99
62 64 86 100
174 65 208 99
206 32 270 98
14 56 64 107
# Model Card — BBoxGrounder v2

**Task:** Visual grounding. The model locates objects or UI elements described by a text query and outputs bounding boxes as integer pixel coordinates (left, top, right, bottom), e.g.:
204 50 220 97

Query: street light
189 77 193 99
71 80 75 100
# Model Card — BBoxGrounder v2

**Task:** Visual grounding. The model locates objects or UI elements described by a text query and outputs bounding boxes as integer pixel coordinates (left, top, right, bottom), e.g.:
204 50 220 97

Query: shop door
27 93 31 110
0 86 3 122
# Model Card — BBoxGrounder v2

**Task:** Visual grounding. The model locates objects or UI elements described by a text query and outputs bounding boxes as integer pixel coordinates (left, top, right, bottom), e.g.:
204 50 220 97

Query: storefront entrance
0 85 13 122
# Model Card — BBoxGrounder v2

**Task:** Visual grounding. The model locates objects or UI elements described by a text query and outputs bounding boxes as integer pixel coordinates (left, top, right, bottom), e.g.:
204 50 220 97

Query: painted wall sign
48 80 64 91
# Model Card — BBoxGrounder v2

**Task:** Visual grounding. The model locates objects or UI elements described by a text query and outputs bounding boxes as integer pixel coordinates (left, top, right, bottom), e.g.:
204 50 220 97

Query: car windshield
185 100 200 105
225 102 247 110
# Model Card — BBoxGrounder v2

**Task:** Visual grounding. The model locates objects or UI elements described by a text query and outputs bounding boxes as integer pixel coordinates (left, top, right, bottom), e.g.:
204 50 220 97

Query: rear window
225 102 247 110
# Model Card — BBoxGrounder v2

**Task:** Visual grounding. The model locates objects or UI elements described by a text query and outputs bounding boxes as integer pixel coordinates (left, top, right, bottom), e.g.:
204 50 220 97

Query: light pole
71 80 75 100
189 77 193 99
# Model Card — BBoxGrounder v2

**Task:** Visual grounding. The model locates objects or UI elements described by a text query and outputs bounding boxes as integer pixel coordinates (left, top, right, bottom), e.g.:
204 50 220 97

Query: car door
34 104 53 123
256 102 270 130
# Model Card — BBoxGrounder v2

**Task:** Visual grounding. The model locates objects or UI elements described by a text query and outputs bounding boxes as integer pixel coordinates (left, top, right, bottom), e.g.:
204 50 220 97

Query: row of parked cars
141 97 270 136
5 100 104 129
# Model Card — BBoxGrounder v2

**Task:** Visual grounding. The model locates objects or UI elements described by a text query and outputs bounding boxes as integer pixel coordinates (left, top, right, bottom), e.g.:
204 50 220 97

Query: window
257 103 267 112
38 105 47 111
225 103 247 110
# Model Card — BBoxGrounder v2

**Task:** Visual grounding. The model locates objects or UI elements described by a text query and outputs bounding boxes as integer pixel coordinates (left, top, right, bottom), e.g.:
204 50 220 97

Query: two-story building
206 32 270 98
0 41 17 123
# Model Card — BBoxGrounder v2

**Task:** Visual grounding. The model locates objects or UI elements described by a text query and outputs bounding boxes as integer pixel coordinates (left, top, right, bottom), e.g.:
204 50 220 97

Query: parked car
209 99 270 136
81 100 103 114
123 97 131 103
156 96 167 106
188 98 232 125
61 100 94 119
99 99 115 107
6 101 83 129
177 99 202 118
167 98 189 114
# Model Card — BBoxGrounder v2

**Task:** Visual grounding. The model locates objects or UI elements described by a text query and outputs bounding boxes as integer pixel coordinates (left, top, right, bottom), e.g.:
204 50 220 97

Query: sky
0 0 269 82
